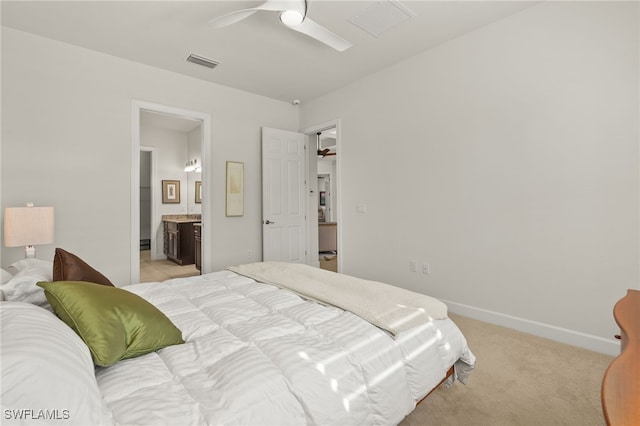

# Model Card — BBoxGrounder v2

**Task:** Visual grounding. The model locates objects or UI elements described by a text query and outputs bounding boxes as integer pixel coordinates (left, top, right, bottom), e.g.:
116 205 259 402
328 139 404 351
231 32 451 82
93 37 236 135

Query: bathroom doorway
316 129 338 272
131 100 212 284
301 121 341 273
138 113 201 282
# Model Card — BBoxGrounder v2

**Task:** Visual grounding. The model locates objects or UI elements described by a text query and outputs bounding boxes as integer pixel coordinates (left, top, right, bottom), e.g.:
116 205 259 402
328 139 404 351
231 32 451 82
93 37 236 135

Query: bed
1 255 475 426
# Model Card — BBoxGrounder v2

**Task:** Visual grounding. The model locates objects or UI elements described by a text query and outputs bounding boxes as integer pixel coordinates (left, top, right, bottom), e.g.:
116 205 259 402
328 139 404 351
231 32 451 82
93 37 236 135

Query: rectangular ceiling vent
348 0 416 38
186 53 219 69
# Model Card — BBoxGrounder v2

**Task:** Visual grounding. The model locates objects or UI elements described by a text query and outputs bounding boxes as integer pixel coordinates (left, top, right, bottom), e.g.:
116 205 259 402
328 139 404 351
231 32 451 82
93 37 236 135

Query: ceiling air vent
186 53 219 69
348 0 416 38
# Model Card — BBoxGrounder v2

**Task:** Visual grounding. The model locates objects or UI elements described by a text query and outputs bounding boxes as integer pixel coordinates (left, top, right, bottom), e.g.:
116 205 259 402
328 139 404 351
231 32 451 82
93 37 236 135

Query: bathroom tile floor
139 249 199 283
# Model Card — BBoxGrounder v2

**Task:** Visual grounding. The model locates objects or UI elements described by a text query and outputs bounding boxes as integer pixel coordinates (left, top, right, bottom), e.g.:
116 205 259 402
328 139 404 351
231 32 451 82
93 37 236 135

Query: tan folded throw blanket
227 262 448 336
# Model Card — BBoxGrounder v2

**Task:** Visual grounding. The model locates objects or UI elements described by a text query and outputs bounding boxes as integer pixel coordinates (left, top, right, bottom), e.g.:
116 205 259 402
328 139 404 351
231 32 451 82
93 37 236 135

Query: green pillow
37 281 184 367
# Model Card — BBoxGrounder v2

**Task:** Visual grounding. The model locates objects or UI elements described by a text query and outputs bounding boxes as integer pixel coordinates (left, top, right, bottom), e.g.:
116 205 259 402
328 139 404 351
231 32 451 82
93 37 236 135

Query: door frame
139 146 157 259
131 100 212 283
301 119 342 272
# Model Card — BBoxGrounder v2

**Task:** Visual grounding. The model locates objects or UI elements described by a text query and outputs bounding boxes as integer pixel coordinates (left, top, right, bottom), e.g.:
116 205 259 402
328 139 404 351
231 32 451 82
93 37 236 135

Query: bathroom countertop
162 214 201 223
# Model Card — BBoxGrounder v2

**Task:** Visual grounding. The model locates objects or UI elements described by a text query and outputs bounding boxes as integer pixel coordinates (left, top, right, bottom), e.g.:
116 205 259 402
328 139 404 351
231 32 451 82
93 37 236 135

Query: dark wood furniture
601 289 640 425
163 220 196 266
194 223 201 272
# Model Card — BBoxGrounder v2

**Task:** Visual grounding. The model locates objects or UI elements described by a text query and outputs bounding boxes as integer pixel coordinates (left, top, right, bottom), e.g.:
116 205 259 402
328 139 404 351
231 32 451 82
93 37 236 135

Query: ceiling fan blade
286 17 352 52
208 0 288 29
208 9 259 29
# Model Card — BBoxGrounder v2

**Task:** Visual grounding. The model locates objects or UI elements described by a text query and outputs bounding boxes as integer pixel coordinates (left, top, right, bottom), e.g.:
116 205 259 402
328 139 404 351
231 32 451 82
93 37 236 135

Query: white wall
1 27 299 284
142 125 189 217
300 1 639 352
187 126 202 216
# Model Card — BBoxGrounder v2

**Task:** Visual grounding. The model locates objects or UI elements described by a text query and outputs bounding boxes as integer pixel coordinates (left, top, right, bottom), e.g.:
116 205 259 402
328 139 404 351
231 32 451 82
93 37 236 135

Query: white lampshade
4 206 55 257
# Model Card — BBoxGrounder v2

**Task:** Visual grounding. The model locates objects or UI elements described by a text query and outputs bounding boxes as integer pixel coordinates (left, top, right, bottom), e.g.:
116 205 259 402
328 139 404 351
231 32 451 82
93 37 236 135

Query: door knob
265 220 276 225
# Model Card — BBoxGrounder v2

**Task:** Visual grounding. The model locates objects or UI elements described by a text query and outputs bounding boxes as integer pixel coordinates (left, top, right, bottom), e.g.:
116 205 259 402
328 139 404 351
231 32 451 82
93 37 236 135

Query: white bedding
228 262 448 335
96 270 475 426
1 303 113 426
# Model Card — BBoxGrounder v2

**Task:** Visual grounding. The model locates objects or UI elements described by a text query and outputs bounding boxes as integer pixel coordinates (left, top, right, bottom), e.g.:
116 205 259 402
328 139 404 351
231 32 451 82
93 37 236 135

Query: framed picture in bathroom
162 180 180 204
195 181 202 204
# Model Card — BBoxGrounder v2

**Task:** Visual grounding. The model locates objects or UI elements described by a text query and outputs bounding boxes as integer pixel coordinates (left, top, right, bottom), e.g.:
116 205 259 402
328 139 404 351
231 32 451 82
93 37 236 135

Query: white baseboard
442 299 620 356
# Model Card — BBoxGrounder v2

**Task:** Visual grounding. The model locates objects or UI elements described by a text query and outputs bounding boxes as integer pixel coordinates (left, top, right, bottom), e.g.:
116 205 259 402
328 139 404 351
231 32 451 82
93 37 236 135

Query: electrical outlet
422 263 430 274
409 260 417 272
248 250 253 259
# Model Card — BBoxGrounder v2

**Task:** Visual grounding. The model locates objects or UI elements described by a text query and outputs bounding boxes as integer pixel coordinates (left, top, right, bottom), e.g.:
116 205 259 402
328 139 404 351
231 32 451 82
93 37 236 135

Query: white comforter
228 262 448 335
96 270 475 426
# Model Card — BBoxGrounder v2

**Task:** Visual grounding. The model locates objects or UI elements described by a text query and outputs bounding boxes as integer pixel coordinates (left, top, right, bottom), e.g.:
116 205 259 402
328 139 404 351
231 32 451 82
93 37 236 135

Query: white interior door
262 127 307 263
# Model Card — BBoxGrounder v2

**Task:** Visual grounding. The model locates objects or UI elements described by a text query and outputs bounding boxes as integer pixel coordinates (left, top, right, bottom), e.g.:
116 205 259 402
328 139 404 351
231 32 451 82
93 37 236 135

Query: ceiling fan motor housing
279 0 307 26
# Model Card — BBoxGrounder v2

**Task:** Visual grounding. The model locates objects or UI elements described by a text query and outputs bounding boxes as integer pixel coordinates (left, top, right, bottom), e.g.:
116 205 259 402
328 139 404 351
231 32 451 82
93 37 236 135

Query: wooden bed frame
417 365 455 405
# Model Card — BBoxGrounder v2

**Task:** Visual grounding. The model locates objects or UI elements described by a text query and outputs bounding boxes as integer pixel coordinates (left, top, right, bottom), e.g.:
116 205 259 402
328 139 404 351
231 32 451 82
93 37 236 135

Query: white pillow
7 258 53 279
1 259 53 307
0 302 114 426
0 269 12 301
1 268 14 285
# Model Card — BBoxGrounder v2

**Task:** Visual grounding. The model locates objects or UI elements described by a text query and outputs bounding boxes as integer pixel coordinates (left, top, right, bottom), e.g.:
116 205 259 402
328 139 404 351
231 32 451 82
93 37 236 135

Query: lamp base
24 245 35 258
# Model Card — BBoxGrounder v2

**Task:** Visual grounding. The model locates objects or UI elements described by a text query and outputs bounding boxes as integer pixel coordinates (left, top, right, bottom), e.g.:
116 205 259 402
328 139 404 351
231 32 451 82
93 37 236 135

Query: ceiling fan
208 0 352 52
316 132 336 157
318 148 336 157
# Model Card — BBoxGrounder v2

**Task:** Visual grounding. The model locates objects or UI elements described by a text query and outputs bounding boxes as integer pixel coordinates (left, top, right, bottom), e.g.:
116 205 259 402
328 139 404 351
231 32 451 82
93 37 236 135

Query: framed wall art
225 161 244 216
162 180 180 204
195 181 202 204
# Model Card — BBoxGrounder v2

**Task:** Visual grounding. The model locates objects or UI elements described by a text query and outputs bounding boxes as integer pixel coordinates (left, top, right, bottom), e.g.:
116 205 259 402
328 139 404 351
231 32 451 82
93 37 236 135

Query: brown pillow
53 248 115 287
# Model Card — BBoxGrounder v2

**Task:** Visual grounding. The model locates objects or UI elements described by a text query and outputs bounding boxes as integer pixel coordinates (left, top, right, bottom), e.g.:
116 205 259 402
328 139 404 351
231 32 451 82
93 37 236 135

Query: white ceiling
2 1 537 103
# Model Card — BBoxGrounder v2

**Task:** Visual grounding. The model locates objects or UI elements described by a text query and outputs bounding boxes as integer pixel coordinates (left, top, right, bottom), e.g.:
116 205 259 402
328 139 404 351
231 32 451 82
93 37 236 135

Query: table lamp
4 203 55 258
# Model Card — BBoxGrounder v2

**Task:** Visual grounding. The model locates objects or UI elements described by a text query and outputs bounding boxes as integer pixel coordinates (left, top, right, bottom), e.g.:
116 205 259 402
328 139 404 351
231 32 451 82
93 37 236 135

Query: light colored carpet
400 314 614 426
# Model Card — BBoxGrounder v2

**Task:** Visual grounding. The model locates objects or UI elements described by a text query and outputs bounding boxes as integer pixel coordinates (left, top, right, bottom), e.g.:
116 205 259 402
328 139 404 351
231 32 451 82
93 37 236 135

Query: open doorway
138 112 201 282
316 129 338 272
131 100 212 284
301 122 341 273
